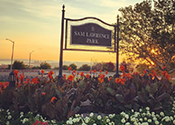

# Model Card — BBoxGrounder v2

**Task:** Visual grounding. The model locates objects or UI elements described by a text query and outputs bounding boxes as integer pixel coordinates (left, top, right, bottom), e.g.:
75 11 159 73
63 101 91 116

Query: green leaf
115 94 124 103
119 105 125 110
55 88 62 99
152 102 162 111
132 102 140 111
78 80 85 89
135 80 140 91
150 83 158 95
44 103 56 119
147 97 155 106
156 93 169 102
55 99 63 109
106 87 115 96
138 92 146 103
124 104 132 109
145 84 150 93
67 106 80 119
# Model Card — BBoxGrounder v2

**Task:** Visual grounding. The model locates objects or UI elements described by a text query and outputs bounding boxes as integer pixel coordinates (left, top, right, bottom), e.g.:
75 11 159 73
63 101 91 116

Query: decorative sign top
71 23 112 47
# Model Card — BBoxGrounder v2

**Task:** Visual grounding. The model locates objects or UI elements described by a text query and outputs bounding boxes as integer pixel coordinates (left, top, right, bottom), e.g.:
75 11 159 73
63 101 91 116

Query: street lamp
29 50 34 69
6 38 15 72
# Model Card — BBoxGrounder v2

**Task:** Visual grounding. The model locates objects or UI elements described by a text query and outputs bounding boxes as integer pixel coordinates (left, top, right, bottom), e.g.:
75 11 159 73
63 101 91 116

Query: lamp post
6 38 15 72
29 50 34 69
8 71 15 87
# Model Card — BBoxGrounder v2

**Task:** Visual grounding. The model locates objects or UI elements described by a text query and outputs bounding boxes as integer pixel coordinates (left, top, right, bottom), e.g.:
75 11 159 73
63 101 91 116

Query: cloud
99 0 127 8
0 0 134 24
65 5 93 18
0 0 64 33
0 0 62 21
17 0 62 19
0 0 140 24
63 1 119 24
97 0 140 9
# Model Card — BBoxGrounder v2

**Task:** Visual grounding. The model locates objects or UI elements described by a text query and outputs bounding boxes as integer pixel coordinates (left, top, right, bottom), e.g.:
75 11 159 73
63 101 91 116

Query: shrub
0 66 174 124
40 62 51 69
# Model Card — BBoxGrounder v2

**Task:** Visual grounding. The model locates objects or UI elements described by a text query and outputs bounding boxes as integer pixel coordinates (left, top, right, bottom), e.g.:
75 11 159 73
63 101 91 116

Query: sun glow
151 49 157 54
151 48 159 55
150 61 155 65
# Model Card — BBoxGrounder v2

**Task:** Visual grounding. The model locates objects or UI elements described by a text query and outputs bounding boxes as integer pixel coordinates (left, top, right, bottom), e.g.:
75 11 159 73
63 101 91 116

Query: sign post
116 15 119 77
58 5 119 78
58 5 65 78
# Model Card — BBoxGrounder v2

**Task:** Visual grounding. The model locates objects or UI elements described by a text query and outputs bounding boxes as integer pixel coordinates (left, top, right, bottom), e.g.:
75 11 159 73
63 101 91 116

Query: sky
0 0 144 63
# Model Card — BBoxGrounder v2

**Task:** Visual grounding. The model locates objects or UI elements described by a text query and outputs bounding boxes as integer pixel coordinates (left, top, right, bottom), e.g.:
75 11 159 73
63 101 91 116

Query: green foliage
92 63 102 71
120 61 134 73
62 65 68 70
0 109 36 125
63 100 175 125
88 75 173 114
13 60 27 69
136 63 164 75
78 64 90 71
103 62 115 72
32 66 41 69
69 63 77 70
0 109 62 125
136 63 150 74
92 62 115 71
0 68 174 123
118 0 175 73
40 62 51 69
53 66 59 70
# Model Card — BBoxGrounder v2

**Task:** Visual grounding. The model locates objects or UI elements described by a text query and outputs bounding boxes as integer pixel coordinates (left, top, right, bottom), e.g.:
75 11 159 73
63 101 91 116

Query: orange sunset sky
0 0 143 63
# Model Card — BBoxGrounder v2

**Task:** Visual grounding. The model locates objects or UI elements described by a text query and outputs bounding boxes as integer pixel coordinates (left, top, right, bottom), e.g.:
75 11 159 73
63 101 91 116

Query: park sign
58 5 120 78
71 23 112 47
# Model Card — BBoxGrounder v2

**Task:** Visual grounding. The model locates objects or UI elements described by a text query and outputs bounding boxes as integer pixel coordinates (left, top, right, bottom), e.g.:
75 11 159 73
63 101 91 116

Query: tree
92 63 103 71
135 62 164 75
53 66 59 70
40 62 51 69
135 63 150 74
32 66 40 69
12 60 26 69
78 64 91 71
120 61 135 73
103 62 115 72
69 63 77 70
118 0 175 74
92 62 115 71
62 65 68 70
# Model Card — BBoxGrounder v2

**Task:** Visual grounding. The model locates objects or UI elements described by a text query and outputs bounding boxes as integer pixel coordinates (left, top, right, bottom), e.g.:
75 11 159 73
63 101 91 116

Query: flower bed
0 66 175 124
